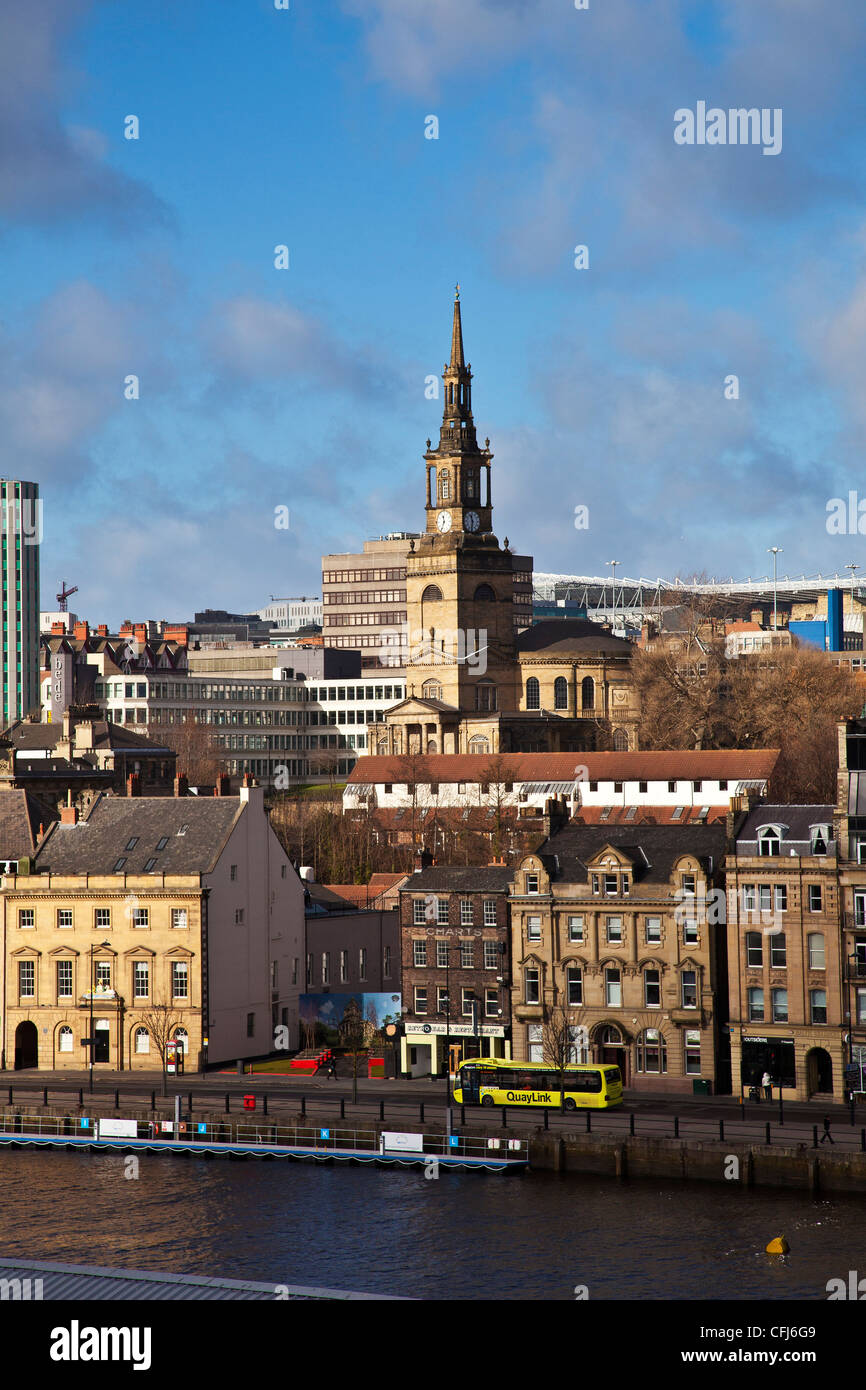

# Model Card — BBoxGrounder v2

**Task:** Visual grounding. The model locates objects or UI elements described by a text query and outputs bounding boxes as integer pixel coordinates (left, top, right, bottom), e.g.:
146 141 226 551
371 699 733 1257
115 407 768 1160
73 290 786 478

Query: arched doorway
593 1023 628 1084
806 1047 833 1096
14 1021 38 1070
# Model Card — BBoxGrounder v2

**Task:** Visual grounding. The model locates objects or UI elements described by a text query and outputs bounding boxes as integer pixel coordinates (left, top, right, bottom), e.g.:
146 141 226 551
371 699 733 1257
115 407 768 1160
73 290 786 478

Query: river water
0 1149 861 1301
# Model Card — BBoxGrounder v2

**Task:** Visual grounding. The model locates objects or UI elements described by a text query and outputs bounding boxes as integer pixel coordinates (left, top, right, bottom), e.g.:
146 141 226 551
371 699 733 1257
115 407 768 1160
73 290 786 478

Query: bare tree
478 754 515 858
338 998 368 1104
542 1000 586 1112
394 751 435 848
160 711 225 787
137 1003 185 1096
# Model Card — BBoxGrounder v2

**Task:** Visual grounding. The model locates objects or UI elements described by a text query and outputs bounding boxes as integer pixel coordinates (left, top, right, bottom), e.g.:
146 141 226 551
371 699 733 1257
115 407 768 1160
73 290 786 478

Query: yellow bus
453 1059 623 1110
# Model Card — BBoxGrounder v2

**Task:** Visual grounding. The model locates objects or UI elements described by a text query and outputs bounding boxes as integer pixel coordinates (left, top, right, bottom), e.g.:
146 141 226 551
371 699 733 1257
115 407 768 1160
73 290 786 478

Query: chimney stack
127 772 141 797
97 624 109 637
215 772 231 796
73 620 90 641
174 773 189 798
60 805 79 826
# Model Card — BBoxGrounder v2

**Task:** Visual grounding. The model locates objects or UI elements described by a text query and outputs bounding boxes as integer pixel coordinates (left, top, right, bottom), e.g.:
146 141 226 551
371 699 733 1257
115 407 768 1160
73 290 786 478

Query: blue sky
3 0 866 624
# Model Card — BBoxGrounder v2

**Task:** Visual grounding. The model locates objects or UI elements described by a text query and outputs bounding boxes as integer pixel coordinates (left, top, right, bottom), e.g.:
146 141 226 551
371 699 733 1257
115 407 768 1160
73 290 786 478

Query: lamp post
846 564 859 646
606 560 619 630
443 944 452 1137
767 547 782 631
88 940 112 1093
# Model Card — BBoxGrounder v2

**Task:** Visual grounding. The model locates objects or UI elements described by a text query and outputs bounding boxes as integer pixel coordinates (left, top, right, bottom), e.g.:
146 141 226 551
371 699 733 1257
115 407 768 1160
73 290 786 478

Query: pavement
3 1068 866 1151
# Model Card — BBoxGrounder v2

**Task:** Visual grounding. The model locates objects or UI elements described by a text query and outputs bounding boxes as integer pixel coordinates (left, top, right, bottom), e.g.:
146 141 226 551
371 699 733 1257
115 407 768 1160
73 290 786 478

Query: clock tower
398 287 521 738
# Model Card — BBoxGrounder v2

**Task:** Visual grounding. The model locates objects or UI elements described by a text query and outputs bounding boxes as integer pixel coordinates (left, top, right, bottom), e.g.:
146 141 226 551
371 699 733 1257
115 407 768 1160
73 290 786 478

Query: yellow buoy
766 1236 789 1255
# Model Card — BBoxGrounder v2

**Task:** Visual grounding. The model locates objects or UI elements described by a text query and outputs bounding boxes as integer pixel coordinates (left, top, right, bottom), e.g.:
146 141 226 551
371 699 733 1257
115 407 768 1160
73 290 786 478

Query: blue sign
197 1123 207 1134
320 1128 330 1140
449 1136 459 1148
80 1118 90 1129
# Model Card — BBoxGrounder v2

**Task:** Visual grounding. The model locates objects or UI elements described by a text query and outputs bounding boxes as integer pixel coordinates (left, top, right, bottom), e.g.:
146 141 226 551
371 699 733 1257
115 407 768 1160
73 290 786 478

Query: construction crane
56 580 78 612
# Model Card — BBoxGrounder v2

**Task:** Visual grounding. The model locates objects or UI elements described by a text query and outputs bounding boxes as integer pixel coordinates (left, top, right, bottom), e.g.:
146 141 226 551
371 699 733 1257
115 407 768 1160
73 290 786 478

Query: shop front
401 1022 510 1078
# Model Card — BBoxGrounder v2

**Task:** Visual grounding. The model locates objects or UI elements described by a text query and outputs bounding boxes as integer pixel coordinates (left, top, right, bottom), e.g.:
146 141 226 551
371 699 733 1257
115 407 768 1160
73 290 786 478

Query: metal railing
0 1112 528 1164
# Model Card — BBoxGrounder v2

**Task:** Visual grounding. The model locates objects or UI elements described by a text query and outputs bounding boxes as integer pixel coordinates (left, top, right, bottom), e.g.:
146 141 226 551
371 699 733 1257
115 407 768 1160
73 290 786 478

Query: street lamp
606 560 619 629
88 939 112 1093
767 548 782 631
443 944 453 1137
846 564 859 646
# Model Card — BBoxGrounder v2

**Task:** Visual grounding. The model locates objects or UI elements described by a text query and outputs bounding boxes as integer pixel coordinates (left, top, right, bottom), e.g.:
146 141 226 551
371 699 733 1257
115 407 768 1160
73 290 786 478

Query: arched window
58 1025 74 1053
636 1028 667 1073
526 677 540 710
173 1027 189 1055
135 1027 150 1054
468 735 490 754
612 728 629 751
474 584 495 601
421 584 443 603
377 739 388 754
426 739 438 753
581 677 595 711
422 680 442 701
554 677 568 710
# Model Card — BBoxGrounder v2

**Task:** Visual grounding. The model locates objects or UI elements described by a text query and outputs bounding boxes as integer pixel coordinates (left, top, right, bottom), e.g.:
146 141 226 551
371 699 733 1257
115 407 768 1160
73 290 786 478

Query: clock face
436 510 453 533
464 510 480 532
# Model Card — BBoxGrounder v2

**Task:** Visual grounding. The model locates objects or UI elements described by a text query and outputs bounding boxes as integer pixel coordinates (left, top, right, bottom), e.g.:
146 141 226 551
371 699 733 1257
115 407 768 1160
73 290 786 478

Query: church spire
439 285 475 444
450 283 465 370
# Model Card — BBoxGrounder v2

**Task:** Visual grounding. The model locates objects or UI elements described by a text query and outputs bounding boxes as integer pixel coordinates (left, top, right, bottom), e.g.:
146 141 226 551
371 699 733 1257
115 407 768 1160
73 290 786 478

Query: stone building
370 290 638 757
399 863 512 1077
726 803 842 1101
1 784 305 1072
508 822 729 1094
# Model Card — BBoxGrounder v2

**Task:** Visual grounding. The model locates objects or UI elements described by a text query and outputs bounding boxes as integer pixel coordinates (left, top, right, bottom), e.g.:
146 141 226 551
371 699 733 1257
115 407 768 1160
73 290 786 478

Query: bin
692 1079 712 1096
243 1094 256 1111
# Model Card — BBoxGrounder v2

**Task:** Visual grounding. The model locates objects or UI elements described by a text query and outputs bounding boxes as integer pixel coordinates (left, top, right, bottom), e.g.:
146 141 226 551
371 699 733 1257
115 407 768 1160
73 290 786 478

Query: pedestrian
328 1061 337 1080
762 1070 772 1101
820 1115 834 1144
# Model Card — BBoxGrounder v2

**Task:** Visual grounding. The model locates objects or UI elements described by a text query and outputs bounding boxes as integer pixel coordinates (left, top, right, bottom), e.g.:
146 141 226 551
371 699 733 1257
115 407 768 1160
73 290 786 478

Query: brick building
399 863 512 1076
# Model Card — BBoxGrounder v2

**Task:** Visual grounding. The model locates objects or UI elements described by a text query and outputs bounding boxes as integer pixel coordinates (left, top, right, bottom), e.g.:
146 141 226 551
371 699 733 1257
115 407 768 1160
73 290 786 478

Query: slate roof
532 821 728 885
7 720 173 755
735 804 836 857
347 749 780 786
400 865 514 893
34 795 242 875
516 618 633 656
0 788 57 858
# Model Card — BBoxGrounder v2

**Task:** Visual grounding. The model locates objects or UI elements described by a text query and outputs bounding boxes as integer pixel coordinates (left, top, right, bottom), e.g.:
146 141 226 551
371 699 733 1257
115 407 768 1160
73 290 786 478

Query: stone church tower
405 288 520 719
370 289 637 758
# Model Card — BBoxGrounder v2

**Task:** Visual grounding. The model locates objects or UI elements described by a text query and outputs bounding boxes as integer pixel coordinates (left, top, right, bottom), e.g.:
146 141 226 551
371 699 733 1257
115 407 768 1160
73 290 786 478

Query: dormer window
810 825 831 856
757 826 781 857
525 872 539 894
604 874 618 896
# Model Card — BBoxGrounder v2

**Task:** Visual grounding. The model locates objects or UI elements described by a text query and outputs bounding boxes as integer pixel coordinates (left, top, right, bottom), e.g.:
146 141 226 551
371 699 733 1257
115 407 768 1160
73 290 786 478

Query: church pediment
385 696 460 717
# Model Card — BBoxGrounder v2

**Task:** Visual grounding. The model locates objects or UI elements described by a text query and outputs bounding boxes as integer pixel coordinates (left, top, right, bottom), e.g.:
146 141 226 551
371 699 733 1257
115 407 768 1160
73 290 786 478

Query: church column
426 467 432 508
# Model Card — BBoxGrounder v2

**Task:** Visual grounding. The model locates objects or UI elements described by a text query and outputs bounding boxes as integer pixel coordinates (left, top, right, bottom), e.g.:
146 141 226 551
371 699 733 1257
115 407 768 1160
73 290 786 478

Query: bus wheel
481 1095 495 1107
563 1097 577 1111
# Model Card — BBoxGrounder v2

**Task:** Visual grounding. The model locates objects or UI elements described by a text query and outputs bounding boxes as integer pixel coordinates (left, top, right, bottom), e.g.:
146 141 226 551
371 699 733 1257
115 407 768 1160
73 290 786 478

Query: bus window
568 1071 601 1092
604 1068 621 1085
